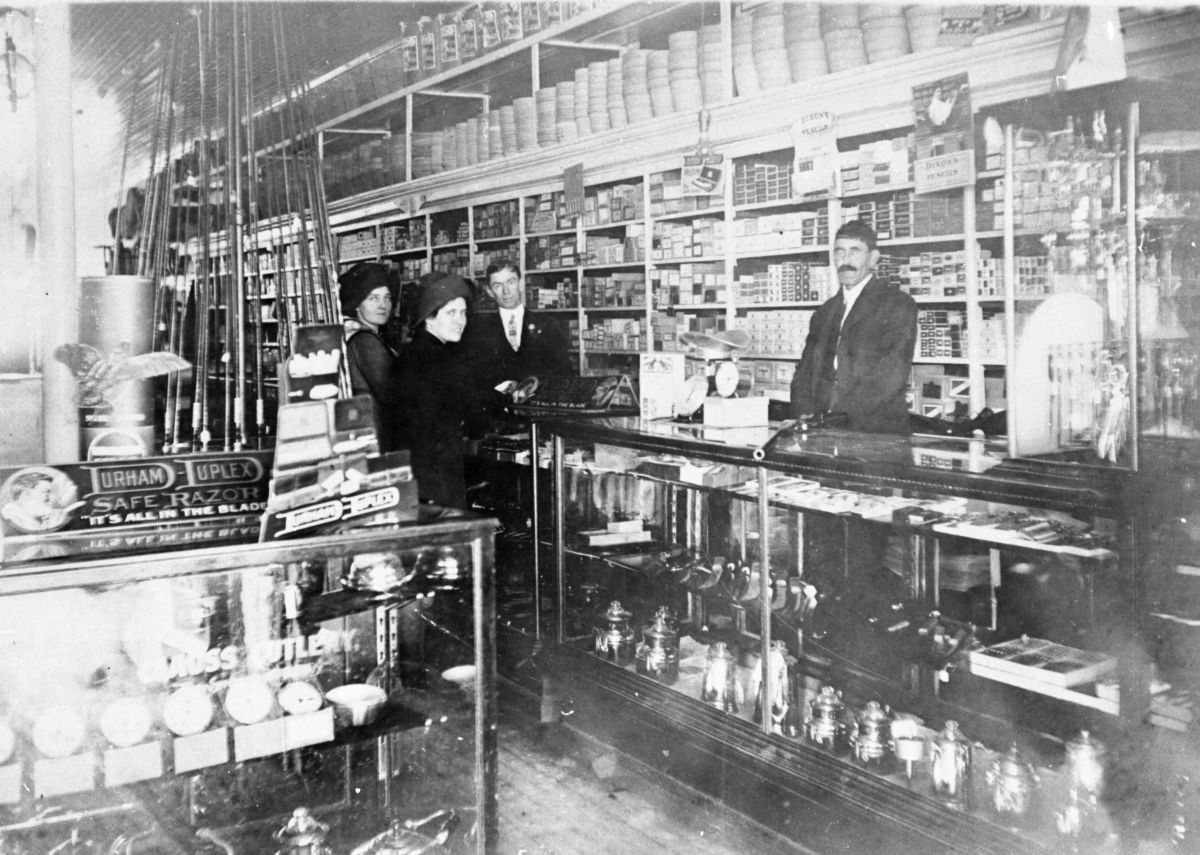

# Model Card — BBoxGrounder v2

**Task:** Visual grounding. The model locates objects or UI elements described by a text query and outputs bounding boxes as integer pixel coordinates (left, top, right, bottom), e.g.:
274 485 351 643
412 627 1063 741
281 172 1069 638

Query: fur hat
339 262 395 316
416 272 473 323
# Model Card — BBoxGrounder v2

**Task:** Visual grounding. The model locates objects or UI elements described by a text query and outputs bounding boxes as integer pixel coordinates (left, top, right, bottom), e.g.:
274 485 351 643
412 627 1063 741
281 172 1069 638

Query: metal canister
700 641 739 712
594 601 635 665
273 807 332 855
806 685 846 751
77 275 157 459
851 701 894 768
753 640 790 734
636 612 679 685
1064 730 1106 804
929 720 972 810
986 743 1040 822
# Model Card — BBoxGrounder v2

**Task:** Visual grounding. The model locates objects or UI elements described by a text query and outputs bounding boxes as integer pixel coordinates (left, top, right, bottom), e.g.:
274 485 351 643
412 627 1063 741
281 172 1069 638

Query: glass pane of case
0 521 493 854
547 417 1142 848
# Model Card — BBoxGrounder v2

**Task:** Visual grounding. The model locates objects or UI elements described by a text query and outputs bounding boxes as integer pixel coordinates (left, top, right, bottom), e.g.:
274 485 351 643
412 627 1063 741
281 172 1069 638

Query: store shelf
650 255 726 265
651 207 725 222
736 301 823 310
733 198 823 214
731 245 828 259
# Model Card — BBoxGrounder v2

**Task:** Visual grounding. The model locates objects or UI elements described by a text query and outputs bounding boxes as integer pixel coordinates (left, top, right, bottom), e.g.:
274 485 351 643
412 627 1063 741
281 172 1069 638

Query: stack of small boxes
584 225 645 265
338 229 379 260
581 272 645 307
734 262 834 303
731 311 810 356
733 157 793 205
526 234 578 269
655 312 727 353
582 182 644 225
917 309 967 359
526 276 575 309
731 210 828 252
839 134 914 192
652 263 727 306
583 317 644 351
649 171 720 216
526 191 571 232
651 218 725 260
380 218 427 253
474 200 519 238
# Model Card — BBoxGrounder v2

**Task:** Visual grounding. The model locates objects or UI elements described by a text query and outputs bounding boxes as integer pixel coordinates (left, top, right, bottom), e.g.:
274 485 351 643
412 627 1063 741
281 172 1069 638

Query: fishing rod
227 0 247 450
191 4 214 451
241 2 267 443
272 5 318 326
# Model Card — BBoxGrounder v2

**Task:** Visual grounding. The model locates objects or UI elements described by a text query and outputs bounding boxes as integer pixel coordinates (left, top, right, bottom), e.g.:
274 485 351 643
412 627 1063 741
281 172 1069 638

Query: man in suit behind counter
464 260 575 394
790 220 917 434
789 221 918 638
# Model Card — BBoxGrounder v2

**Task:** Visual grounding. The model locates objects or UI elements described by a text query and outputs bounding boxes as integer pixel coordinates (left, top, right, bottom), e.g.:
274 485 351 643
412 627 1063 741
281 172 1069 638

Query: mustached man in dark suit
790 221 918 623
464 260 575 394
790 220 917 435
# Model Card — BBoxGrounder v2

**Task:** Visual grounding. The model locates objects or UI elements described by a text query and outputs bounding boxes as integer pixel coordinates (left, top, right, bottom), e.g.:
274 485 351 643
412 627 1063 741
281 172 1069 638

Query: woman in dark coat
339 262 402 451
395 272 477 509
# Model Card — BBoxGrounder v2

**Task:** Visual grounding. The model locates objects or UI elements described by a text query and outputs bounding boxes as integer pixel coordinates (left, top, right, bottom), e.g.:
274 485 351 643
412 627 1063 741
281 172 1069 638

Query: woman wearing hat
339 262 402 451
395 272 478 509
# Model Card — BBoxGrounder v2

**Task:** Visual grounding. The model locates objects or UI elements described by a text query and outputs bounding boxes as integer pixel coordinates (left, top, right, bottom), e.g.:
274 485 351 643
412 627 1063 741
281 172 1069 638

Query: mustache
838 265 856 273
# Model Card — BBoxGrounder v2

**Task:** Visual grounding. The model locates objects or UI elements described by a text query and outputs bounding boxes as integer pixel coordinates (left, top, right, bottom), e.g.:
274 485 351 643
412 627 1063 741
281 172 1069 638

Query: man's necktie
507 315 519 349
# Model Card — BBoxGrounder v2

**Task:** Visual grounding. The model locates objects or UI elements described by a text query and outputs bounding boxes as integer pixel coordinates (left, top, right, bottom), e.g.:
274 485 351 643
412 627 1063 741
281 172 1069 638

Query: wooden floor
495 711 813 855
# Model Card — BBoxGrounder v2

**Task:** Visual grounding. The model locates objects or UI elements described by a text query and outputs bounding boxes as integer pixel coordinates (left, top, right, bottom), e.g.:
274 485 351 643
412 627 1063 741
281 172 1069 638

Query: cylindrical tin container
1064 730 1106 804
851 700 894 769
806 685 846 751
635 613 679 685
986 742 1040 823
700 641 739 712
929 719 972 810
753 639 790 733
594 601 635 665
78 275 156 460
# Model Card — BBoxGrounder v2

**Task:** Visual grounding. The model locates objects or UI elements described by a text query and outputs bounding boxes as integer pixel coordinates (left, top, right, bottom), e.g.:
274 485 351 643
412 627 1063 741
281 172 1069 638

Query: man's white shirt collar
840 273 870 326
500 305 525 345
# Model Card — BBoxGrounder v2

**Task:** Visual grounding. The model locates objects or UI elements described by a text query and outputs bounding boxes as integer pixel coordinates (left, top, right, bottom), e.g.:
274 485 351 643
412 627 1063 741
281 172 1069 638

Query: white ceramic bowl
325 684 387 727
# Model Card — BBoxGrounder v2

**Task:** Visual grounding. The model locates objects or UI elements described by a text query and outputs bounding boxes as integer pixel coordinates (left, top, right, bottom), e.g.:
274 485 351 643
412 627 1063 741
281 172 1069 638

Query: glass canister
1064 730 1106 805
929 720 973 810
635 612 679 685
700 641 739 712
986 743 1040 823
805 685 846 751
753 640 790 734
850 701 894 769
594 601 636 665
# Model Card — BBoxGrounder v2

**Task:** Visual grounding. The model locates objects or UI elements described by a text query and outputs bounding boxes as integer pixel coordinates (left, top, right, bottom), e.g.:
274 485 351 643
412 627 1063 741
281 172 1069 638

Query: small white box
703 396 769 427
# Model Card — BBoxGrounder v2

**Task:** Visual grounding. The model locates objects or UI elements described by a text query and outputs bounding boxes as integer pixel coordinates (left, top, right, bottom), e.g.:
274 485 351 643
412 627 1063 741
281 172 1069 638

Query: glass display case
981 79 1200 470
0 512 496 854
538 416 1195 854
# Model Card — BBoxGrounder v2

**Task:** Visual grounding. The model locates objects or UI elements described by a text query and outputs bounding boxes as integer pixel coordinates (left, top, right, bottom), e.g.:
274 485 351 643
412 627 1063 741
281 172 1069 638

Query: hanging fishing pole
241 2 267 443
191 4 214 452
227 0 247 451
272 5 319 326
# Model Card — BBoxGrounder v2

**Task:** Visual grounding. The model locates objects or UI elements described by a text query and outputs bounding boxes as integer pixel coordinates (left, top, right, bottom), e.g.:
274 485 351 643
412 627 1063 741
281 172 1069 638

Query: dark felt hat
339 262 395 316
416 272 473 323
